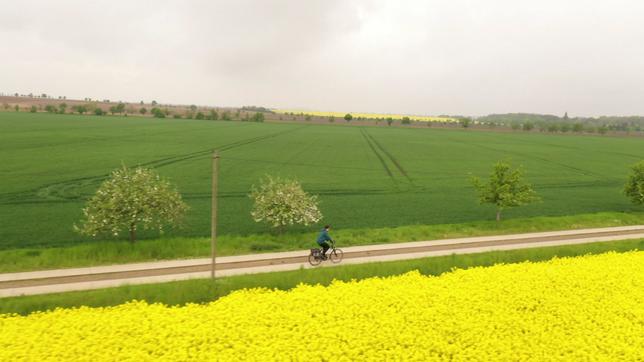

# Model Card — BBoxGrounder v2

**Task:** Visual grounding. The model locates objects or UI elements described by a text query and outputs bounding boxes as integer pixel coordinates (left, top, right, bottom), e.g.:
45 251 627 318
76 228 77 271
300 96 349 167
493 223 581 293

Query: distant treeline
241 106 273 113
476 113 644 133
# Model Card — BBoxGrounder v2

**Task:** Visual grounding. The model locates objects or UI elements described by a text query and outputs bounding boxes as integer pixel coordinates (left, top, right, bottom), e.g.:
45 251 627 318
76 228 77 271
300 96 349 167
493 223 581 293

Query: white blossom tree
249 175 322 233
75 166 188 242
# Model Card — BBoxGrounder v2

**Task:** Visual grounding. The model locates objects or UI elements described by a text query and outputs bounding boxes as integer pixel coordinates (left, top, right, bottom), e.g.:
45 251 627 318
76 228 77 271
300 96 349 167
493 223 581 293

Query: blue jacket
316 229 332 245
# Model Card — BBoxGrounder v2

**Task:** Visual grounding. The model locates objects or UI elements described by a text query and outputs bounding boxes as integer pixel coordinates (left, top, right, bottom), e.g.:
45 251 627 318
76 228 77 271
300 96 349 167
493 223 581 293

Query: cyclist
316 225 333 260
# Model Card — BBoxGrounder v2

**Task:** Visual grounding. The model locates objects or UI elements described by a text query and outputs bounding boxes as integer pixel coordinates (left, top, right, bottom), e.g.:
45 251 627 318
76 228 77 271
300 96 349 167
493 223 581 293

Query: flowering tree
624 160 644 206
75 166 188 242
249 176 322 232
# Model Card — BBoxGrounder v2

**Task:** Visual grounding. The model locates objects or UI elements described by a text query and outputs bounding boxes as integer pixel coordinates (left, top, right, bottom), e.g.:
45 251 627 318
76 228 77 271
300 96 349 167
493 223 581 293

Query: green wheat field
1 112 642 250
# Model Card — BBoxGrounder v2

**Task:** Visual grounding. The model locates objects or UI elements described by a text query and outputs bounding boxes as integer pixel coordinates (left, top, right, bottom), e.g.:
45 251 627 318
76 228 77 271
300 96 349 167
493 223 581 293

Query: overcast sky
2 0 644 116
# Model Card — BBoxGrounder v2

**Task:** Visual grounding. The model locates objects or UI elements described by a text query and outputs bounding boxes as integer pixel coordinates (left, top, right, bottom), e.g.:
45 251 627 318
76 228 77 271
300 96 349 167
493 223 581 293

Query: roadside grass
1 211 642 273
1 238 642 316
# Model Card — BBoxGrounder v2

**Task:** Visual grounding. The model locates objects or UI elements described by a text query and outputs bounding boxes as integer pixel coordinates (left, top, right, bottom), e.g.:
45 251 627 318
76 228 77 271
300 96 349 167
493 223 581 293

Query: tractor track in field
444 136 605 178
1 226 643 297
360 128 395 181
221 156 392 174
361 129 413 184
0 126 308 205
473 132 643 160
9 124 254 152
181 188 395 200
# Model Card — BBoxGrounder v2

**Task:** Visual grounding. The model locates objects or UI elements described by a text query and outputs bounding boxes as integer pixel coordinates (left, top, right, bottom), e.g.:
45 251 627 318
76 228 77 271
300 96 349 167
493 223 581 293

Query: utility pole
211 150 220 279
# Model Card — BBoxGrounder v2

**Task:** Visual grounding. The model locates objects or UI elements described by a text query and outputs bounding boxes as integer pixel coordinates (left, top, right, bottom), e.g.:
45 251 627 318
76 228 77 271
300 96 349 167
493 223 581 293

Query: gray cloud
2 0 644 116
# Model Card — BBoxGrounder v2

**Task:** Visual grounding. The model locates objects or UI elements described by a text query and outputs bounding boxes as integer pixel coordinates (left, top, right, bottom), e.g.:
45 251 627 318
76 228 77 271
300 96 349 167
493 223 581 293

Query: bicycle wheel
329 248 344 263
308 253 322 266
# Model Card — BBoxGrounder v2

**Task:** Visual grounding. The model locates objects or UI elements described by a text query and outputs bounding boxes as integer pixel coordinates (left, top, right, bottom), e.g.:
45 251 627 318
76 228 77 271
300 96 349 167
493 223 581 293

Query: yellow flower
274 109 457 123
1 251 642 361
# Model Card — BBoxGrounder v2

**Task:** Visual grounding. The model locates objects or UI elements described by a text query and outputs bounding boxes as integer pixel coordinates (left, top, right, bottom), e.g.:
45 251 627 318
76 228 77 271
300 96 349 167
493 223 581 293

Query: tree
45 104 57 113
572 123 584 133
14 105 19 112
30 105 37 113
72 105 88 114
249 175 322 233
344 113 353 122
522 122 534 131
386 117 394 126
547 124 559 133
151 100 158 106
401 116 411 125
471 161 540 221
560 123 571 133
195 112 205 120
210 109 218 120
151 107 165 118
563 112 569 120
328 116 335 123
94 108 105 116
59 103 67 114
597 125 608 135
624 161 644 206
189 104 197 112
139 107 147 115
75 165 188 242
222 111 231 121
251 112 265 122
2 103 9 110
109 103 125 115
459 117 471 128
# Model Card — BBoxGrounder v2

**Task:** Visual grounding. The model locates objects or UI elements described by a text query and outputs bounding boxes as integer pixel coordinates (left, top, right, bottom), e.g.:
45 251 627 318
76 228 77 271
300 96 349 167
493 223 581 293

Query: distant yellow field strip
274 109 457 122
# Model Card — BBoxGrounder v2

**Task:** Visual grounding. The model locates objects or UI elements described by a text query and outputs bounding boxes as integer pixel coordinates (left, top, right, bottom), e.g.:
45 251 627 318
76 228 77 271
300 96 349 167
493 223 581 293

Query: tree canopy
624 161 644 206
75 166 188 242
471 161 540 221
249 175 322 232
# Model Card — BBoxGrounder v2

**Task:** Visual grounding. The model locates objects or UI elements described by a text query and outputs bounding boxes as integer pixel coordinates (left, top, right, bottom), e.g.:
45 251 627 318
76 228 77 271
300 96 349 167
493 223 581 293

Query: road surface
1 225 643 298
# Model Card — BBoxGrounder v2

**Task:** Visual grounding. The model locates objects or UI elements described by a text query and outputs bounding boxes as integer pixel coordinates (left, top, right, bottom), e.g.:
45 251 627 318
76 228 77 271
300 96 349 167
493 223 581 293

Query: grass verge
1 238 642 315
1 211 643 273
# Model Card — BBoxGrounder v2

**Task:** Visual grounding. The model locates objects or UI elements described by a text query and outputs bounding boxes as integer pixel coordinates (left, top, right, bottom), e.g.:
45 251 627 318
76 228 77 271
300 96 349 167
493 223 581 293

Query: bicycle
308 240 343 266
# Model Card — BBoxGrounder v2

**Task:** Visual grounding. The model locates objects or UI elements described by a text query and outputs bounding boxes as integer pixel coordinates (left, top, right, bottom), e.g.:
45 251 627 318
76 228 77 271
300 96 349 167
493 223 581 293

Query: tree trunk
496 209 502 222
129 224 136 243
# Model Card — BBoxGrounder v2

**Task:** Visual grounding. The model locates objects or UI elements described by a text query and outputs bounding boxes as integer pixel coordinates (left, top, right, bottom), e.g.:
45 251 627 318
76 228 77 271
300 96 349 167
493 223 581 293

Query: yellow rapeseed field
274 109 457 122
1 251 642 361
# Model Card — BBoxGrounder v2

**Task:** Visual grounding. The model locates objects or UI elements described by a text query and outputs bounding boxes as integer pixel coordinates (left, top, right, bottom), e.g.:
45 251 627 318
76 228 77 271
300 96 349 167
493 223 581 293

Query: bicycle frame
312 242 337 259
318 241 336 257
309 240 343 266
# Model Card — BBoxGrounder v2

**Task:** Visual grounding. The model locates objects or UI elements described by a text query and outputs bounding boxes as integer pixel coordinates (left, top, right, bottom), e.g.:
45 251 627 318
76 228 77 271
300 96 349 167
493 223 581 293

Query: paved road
1 225 643 298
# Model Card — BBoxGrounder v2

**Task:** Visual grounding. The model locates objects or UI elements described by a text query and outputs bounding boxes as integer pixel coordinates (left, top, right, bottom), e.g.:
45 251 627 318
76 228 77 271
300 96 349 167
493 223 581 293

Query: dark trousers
319 242 330 256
